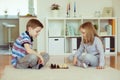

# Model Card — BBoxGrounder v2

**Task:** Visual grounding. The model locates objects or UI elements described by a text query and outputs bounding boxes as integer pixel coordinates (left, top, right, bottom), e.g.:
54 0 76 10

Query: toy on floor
50 63 69 69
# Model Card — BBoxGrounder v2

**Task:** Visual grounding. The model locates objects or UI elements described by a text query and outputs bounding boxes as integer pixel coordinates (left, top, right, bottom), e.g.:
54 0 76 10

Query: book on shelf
70 37 82 54
102 37 115 53
70 38 77 54
66 23 75 36
77 37 81 49
105 24 112 35
104 37 110 53
110 37 115 52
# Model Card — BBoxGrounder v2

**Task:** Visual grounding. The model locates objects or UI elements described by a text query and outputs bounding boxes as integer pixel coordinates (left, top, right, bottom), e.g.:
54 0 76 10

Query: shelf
65 35 81 37
49 36 65 38
47 17 82 20
99 34 116 37
105 52 117 56
46 17 117 56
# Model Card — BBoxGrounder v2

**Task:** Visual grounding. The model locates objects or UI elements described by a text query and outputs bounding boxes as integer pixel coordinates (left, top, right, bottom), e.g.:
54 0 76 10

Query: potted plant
51 3 60 10
51 3 60 17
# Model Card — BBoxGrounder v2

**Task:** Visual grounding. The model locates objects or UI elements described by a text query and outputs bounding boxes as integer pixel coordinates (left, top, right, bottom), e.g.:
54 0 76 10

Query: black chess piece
51 64 54 68
53 64 56 68
38 64 43 69
57 64 60 68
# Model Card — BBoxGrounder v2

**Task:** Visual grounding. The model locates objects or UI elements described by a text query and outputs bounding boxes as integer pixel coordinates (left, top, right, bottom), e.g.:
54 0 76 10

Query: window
0 0 37 15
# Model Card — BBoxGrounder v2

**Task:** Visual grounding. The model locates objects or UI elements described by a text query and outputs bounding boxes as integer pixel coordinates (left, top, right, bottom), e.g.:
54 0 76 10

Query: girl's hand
96 66 104 69
73 57 77 65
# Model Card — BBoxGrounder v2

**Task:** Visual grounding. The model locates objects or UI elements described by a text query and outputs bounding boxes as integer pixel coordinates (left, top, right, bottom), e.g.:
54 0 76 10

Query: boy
11 19 49 69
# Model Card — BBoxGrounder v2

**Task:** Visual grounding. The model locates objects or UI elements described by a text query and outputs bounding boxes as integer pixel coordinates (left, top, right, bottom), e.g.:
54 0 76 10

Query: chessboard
50 63 69 69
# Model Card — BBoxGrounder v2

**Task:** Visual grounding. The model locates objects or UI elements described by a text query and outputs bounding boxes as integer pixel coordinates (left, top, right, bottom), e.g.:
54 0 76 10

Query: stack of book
102 37 115 53
105 24 112 35
66 23 75 36
70 38 77 54
70 37 82 54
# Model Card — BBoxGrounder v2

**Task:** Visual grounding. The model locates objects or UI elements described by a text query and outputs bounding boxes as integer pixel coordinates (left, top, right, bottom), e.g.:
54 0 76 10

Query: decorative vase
52 10 59 17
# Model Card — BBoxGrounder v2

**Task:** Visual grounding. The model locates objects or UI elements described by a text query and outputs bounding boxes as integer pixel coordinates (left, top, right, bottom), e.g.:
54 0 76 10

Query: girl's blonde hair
79 22 99 45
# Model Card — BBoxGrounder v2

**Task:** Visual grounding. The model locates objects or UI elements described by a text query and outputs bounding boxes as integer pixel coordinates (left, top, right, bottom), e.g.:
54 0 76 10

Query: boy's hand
38 58 41 64
38 58 42 64
96 66 104 69
38 56 44 65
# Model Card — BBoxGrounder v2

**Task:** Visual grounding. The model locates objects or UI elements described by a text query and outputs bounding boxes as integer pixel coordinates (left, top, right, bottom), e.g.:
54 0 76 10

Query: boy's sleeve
21 36 31 47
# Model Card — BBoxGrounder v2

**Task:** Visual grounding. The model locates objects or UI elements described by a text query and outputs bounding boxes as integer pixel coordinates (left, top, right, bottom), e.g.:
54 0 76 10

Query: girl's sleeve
74 42 84 57
96 38 105 67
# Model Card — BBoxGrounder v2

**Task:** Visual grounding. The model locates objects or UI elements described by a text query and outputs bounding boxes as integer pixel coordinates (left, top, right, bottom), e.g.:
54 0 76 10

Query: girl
69 22 105 69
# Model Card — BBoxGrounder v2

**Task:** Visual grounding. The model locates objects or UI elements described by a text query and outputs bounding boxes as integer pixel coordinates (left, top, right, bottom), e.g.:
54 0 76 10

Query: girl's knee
84 54 94 60
84 54 98 67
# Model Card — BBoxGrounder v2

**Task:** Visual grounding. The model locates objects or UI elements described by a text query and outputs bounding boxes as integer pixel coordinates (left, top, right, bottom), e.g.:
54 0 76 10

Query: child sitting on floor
68 22 105 69
11 19 49 69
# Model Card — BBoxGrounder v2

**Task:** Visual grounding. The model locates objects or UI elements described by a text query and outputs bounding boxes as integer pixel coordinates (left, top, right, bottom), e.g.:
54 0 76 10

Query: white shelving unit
46 17 117 67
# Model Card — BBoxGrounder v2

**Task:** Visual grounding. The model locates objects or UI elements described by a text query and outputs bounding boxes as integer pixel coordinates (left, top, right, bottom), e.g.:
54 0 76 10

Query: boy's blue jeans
16 53 49 69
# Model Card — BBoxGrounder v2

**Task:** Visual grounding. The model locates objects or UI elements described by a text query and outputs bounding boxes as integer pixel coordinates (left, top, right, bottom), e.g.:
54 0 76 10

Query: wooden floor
0 55 11 78
0 54 120 78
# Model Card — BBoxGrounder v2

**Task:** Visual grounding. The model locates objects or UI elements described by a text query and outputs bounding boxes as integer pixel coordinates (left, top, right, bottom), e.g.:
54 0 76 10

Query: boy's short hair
26 19 44 30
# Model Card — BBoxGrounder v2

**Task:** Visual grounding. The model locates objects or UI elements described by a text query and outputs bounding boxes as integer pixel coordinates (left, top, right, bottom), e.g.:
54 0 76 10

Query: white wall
36 0 113 51
112 0 120 17
37 0 112 18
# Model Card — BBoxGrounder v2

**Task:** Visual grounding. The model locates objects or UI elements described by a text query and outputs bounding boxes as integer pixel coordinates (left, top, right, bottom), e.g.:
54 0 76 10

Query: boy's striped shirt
11 31 33 67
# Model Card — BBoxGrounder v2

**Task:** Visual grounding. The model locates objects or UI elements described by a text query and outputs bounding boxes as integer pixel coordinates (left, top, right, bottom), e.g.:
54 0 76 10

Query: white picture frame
102 7 113 17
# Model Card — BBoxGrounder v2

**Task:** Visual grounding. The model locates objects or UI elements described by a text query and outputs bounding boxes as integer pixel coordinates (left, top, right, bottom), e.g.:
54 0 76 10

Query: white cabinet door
48 38 64 55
